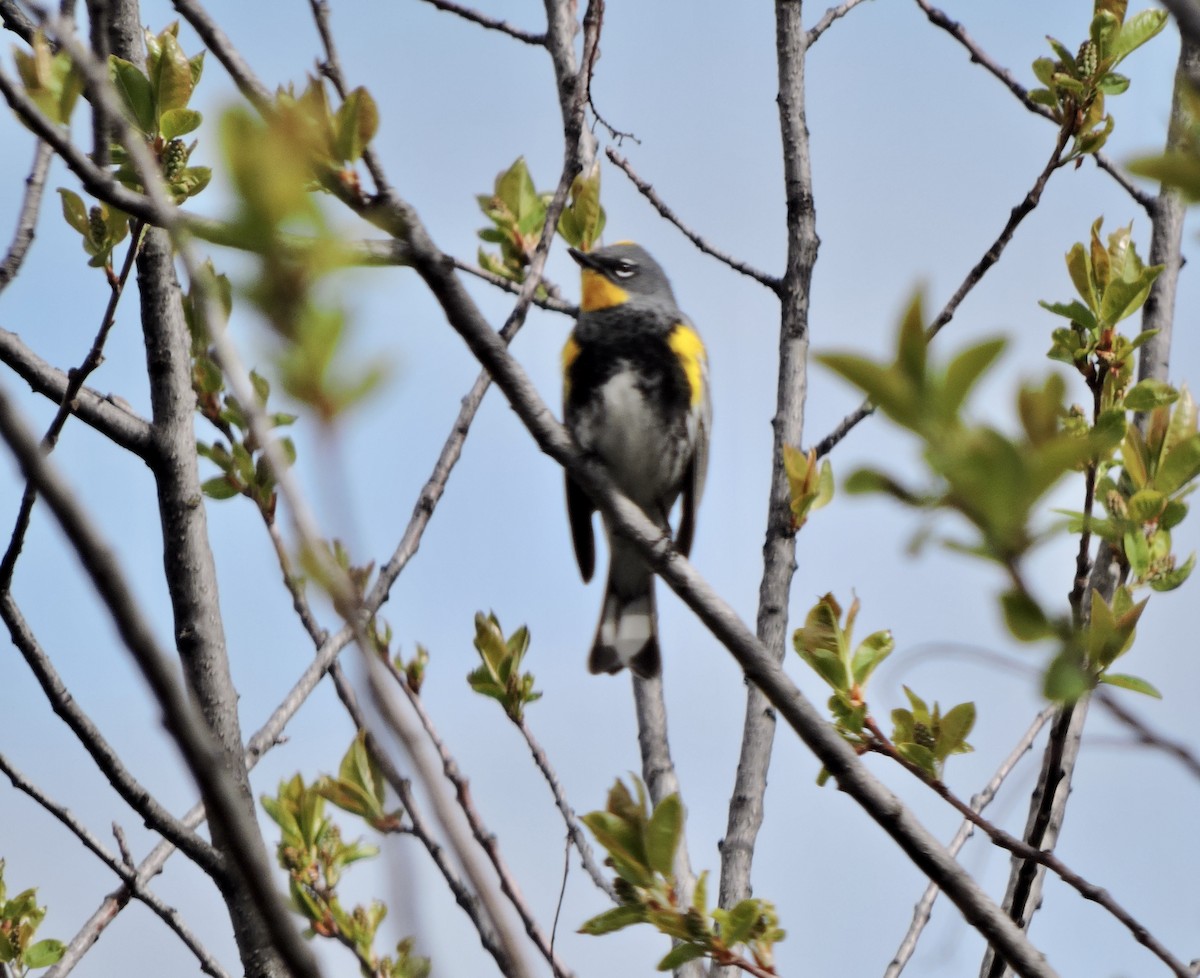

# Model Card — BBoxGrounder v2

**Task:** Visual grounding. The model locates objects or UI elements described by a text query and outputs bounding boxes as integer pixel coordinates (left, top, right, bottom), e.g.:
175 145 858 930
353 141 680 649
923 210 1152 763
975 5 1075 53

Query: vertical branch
717 0 816 920
99 4 289 976
0 139 52 293
1136 36 1200 389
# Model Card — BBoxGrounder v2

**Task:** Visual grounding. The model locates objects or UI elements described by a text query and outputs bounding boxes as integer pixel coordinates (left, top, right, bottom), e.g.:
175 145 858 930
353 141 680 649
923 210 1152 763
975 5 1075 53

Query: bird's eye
612 260 637 279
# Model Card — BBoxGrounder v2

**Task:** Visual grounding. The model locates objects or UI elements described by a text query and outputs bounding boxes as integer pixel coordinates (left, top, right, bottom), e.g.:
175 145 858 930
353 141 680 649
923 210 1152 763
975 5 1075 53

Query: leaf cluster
476 158 605 284
792 593 892 740
890 687 975 781
821 294 1121 565
272 77 379 198
466 612 540 722
13 33 82 126
0 861 65 976
1043 219 1162 407
1029 1 1167 159
263 741 420 978
107 23 210 202
57 189 129 270
782 445 833 531
220 97 388 423
580 780 785 973
186 270 298 519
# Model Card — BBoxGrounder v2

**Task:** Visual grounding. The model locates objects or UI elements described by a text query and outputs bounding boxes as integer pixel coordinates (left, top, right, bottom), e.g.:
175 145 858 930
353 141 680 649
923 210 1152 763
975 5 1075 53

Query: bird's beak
568 247 600 270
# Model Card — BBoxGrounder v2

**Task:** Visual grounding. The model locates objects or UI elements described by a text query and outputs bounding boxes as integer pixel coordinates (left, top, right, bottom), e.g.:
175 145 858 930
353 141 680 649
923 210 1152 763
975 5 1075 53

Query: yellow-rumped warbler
562 243 711 678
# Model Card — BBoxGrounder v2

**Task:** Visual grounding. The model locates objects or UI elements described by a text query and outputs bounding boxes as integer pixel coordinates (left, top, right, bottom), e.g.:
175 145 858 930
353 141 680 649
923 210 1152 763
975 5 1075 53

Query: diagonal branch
0 752 232 978
606 148 781 291
0 139 52 293
418 0 546 45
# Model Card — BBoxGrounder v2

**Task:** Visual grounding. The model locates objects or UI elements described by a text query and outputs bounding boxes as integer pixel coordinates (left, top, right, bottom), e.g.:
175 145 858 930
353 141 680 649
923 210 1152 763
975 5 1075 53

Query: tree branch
0 752 232 978
0 139 52 293
606 148 781 291
418 0 546 46
883 707 1054 978
380 162 1060 978
912 0 1157 214
806 0 872 45
716 0 816 939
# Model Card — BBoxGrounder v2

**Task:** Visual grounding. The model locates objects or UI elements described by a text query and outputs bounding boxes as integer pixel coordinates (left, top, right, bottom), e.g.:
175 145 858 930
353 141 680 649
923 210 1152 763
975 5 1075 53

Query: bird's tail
588 539 660 678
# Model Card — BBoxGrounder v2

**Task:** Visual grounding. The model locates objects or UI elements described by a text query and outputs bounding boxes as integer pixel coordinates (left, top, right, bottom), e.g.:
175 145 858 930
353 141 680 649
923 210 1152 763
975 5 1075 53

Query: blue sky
1 2 1198 976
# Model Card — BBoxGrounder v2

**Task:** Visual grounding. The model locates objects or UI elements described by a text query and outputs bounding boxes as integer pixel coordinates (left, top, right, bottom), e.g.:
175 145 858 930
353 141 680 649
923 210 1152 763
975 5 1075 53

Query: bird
561 242 711 678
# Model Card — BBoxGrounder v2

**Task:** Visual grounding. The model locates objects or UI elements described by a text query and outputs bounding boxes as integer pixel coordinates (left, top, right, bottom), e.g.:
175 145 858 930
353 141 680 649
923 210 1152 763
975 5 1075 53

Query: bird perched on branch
562 242 711 678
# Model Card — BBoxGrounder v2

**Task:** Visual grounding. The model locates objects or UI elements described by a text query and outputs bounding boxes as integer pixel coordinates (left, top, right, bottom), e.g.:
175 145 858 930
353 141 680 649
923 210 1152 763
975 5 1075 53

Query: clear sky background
1 2 1198 977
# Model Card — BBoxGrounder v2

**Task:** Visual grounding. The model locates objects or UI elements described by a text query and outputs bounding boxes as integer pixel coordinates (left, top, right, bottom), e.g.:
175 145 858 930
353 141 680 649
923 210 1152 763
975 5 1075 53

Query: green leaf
657 942 707 971
1156 434 1200 494
160 106 202 140
153 30 195 115
1150 551 1194 591
201 476 240 499
579 905 646 936
942 337 1006 416
57 188 89 235
21 936 65 969
334 87 379 163
935 702 975 760
1097 72 1130 94
1124 379 1178 412
1001 590 1053 641
1110 8 1168 61
1044 650 1092 702
108 56 156 134
644 794 682 878
850 629 893 687
1098 672 1161 697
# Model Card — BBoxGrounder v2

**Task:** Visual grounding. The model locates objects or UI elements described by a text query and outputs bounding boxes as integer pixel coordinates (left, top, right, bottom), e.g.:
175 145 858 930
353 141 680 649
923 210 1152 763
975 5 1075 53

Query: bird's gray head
568 242 678 312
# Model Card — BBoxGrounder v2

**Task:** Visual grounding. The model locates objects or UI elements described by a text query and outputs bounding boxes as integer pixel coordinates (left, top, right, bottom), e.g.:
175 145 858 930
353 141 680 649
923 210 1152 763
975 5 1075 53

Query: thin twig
1098 691 1200 781
417 0 546 45
883 706 1056 978
812 128 1070 458
381 658 576 978
806 0 872 45
0 220 144 589
170 0 272 109
516 719 618 900
326 663 519 976
0 752 232 978
912 0 1156 214
862 716 1193 978
0 139 52 293
606 148 781 292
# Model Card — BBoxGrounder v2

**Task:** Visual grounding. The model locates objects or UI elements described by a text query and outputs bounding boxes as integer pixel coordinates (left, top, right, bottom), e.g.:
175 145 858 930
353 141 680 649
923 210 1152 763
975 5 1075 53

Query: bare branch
515 718 617 901
365 656 538 978
716 0 816 941
418 0 546 45
1097 691 1200 782
806 0 872 45
0 327 154 456
1 220 143 589
0 752 232 978
0 594 226 876
813 127 1070 458
380 658 576 978
0 140 52 293
0 382 322 978
606 148 781 291
0 0 35 41
170 0 273 110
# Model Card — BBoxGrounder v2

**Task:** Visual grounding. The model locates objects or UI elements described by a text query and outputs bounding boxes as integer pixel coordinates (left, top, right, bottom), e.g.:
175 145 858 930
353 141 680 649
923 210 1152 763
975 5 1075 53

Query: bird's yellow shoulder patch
580 269 629 312
667 323 707 408
562 335 582 398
